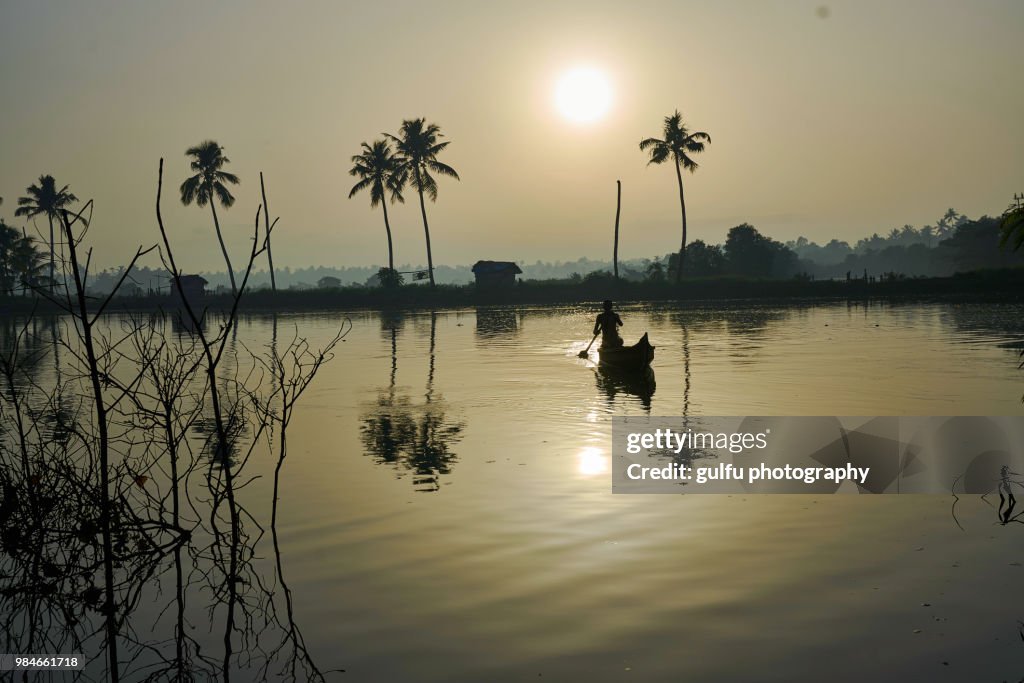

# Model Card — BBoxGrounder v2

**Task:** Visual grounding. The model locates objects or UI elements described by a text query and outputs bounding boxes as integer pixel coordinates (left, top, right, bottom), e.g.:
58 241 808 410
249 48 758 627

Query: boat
597 333 655 370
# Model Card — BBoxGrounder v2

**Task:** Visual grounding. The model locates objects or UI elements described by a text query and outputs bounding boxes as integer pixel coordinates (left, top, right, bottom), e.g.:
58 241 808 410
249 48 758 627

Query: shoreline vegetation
1 267 1021 316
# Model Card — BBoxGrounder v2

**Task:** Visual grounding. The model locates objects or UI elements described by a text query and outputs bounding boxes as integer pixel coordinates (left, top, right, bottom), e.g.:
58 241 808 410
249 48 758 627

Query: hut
318 276 342 289
471 261 522 288
173 274 207 301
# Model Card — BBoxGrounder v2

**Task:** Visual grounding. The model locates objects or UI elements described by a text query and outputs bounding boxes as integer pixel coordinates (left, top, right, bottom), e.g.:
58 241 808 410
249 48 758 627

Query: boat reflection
595 365 656 411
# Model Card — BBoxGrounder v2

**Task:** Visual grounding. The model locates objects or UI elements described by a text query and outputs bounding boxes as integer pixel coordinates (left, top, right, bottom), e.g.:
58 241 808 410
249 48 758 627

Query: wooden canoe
598 333 655 370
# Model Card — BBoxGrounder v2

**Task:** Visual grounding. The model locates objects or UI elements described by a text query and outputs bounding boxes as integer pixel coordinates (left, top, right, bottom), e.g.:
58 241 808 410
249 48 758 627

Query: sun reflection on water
577 447 608 477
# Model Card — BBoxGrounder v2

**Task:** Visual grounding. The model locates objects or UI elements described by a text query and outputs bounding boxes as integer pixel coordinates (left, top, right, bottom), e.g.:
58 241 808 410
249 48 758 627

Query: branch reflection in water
0 161 347 681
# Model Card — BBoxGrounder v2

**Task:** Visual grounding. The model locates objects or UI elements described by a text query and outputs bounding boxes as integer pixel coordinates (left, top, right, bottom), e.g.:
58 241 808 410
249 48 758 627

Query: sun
554 67 612 124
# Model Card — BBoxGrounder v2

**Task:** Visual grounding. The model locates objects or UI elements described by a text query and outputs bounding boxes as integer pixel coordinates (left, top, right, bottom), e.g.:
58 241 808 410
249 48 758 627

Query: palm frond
429 140 451 154
638 137 664 151
13 203 40 218
999 209 1024 251
348 176 374 199
387 171 407 203
427 160 459 180
215 170 240 186
213 182 236 208
416 171 439 202
180 175 203 206
646 144 671 165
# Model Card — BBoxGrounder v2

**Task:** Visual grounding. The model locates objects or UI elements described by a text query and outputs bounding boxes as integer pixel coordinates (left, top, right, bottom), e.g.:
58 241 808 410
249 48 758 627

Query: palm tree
0 220 45 296
180 140 241 294
7 229 44 296
0 220 18 295
999 194 1024 252
386 119 459 288
640 111 711 283
14 175 82 293
348 140 406 279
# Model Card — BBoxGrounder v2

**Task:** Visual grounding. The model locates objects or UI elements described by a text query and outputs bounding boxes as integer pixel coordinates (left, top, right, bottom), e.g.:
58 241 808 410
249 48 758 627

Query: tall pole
613 180 621 280
261 172 276 293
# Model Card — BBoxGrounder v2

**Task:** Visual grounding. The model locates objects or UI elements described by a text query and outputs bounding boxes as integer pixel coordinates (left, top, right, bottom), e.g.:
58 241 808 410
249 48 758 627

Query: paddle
578 332 600 358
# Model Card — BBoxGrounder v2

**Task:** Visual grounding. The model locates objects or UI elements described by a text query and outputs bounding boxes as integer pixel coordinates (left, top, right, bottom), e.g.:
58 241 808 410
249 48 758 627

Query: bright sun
555 67 612 123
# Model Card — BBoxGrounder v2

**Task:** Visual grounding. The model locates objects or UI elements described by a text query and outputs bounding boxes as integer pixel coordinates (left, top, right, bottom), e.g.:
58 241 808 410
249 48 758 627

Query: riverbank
2 268 1022 316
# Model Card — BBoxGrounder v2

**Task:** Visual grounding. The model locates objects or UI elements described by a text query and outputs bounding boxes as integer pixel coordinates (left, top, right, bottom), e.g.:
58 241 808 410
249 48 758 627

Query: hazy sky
1 0 1021 271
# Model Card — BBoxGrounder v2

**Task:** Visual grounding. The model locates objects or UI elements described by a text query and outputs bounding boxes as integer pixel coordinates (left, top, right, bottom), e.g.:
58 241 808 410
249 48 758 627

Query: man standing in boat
594 300 624 349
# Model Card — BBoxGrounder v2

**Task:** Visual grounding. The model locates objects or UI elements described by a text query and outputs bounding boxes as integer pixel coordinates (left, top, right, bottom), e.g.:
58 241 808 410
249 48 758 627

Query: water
6 301 1024 681
265 301 1024 681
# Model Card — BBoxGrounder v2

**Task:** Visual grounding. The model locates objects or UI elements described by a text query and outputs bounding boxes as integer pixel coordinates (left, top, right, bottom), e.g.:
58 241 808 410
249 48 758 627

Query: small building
318 276 342 289
173 274 207 300
471 260 522 288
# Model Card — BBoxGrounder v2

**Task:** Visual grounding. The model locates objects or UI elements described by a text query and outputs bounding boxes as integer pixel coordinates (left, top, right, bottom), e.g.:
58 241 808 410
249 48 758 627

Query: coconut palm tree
0 220 45 296
386 119 459 288
14 175 83 293
0 220 18 295
3 228 44 296
999 194 1024 252
348 140 406 279
180 140 240 294
639 111 711 283
12 233 44 295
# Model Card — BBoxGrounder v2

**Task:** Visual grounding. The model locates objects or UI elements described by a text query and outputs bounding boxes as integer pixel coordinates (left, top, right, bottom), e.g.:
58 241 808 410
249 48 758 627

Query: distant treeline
783 209 1024 279
660 211 1024 282
8 207 1022 298
77 258 653 294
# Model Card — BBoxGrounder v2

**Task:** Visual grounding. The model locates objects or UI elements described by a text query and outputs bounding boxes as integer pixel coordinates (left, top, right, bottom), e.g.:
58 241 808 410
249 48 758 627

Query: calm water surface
231 301 1024 682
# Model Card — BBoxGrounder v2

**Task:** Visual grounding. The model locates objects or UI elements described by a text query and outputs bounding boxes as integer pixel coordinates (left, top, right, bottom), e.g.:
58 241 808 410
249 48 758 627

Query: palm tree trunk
673 157 688 284
381 199 395 273
260 173 276 293
414 168 436 288
613 180 621 280
210 203 238 295
47 215 55 294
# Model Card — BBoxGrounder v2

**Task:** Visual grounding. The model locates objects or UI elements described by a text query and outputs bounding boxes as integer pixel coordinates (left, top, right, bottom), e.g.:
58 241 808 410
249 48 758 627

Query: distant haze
1 0 1021 271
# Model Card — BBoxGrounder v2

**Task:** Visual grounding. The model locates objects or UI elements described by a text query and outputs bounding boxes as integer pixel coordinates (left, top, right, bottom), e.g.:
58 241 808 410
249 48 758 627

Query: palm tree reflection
361 312 464 491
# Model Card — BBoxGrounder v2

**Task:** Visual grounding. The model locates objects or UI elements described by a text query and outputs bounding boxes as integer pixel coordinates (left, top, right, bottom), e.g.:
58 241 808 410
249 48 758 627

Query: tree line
2 110 1021 297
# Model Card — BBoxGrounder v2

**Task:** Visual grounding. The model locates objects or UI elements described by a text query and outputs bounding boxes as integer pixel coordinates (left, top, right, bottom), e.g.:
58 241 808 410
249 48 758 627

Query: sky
0 0 1022 272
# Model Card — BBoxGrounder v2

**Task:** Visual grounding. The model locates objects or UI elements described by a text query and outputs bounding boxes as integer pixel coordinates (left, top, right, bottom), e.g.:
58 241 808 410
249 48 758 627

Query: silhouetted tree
936 208 965 241
386 119 460 288
14 175 82 293
676 239 726 276
639 111 710 283
644 258 666 283
0 221 44 295
941 216 1024 271
180 140 241 294
349 140 406 278
999 194 1024 252
724 223 799 278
